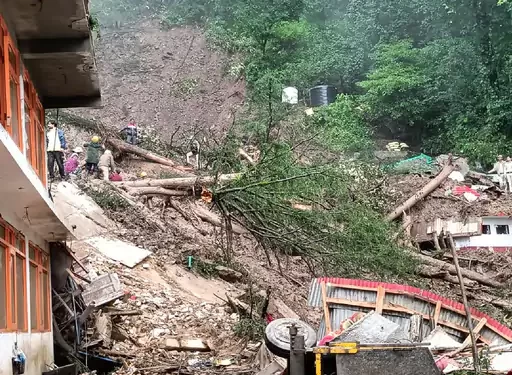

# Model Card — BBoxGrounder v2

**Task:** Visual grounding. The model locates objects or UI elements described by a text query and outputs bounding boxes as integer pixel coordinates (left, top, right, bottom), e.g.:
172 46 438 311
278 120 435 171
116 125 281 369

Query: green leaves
311 95 374 153
214 145 417 278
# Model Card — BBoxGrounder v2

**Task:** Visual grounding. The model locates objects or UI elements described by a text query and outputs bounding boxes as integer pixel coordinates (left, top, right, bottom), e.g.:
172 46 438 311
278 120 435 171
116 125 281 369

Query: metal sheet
82 273 124 307
308 278 511 346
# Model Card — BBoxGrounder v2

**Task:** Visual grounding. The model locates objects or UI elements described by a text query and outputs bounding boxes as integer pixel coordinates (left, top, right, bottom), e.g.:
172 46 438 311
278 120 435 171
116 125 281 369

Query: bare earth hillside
75 21 245 141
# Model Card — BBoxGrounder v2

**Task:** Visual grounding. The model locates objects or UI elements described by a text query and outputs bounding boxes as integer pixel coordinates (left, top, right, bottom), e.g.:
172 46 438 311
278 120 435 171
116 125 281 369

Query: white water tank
282 87 298 104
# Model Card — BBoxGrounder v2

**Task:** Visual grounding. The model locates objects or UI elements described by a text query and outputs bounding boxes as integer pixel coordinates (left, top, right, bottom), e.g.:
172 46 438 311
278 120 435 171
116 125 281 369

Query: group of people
489 155 512 192
46 121 123 182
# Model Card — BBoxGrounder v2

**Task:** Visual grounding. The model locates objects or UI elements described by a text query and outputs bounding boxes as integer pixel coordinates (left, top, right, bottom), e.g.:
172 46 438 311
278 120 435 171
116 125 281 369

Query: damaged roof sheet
308 278 512 346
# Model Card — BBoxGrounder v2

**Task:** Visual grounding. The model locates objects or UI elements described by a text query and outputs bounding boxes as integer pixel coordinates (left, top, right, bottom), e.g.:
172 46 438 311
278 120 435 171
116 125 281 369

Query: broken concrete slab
215 265 244 282
82 273 125 307
337 347 440 375
334 312 408 344
164 338 181 350
52 181 115 240
422 327 462 351
181 338 210 352
95 312 113 348
162 337 211 352
85 236 152 268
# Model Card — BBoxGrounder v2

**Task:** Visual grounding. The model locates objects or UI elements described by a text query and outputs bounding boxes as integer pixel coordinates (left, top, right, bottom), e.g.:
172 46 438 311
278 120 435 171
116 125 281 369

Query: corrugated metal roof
308 278 512 346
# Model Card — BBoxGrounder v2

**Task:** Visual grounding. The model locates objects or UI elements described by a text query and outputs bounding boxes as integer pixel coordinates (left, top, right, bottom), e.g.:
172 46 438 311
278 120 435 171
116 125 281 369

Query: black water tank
309 85 337 107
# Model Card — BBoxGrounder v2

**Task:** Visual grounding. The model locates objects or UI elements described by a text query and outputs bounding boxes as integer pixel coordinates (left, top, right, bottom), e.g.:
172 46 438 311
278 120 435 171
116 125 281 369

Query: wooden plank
321 282 332 333
446 318 489 357
52 289 74 317
434 301 442 327
62 245 89 274
375 286 385 314
461 318 487 347
66 268 90 284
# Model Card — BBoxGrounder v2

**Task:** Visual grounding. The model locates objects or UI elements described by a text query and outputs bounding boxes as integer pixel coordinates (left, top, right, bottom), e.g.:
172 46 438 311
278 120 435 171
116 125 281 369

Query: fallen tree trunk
239 148 256 165
467 291 512 310
386 158 456 221
127 187 191 197
193 202 248 235
416 253 503 288
115 173 240 188
417 265 477 287
108 138 189 171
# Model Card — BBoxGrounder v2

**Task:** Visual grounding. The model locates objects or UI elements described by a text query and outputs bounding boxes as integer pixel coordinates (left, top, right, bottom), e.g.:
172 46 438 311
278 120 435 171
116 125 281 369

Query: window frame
34 97 46 185
3 32 22 150
495 224 510 235
0 19 7 130
0 218 27 333
481 224 491 235
29 243 51 332
23 71 36 165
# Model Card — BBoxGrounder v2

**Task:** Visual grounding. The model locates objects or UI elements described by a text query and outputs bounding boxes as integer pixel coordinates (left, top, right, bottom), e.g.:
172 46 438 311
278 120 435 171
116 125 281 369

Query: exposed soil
73 20 245 145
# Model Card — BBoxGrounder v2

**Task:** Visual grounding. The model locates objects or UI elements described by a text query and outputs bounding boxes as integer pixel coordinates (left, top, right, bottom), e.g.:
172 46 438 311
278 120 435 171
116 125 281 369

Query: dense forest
85 0 512 280
94 0 512 165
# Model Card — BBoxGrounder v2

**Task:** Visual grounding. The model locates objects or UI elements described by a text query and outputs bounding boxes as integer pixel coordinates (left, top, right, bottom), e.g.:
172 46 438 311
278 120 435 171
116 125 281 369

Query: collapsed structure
0 1 100 374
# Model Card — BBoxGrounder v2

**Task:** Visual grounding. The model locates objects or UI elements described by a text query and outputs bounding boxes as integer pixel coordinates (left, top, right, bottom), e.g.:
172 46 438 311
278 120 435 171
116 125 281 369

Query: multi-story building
0 1 101 374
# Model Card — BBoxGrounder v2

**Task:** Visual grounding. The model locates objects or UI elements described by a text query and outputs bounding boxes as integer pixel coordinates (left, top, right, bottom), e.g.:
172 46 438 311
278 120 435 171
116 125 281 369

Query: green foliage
233 317 266 341
80 184 130 211
214 144 417 278
311 95 374 153
358 41 428 122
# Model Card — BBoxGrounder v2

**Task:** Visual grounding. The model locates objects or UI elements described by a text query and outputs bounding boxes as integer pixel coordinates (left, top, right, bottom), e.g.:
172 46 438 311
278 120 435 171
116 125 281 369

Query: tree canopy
103 0 512 165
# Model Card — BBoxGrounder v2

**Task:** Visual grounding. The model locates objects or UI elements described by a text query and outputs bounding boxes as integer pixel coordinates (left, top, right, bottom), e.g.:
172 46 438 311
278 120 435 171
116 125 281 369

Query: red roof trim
316 277 512 340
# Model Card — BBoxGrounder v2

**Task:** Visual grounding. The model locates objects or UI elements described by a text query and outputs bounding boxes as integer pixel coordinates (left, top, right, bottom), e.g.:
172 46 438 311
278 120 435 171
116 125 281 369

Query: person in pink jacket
64 147 83 175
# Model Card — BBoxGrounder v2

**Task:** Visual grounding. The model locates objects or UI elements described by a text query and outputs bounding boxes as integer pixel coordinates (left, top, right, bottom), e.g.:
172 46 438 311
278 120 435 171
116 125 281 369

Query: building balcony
1 0 101 108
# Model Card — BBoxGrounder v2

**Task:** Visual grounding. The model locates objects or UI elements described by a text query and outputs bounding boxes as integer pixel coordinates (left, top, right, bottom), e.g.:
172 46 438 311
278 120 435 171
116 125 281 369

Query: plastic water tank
309 85 337 107
282 87 298 104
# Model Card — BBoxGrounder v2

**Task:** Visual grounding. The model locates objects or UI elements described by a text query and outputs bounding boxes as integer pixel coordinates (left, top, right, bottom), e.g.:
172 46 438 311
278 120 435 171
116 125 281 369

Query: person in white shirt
46 121 67 180
505 156 512 193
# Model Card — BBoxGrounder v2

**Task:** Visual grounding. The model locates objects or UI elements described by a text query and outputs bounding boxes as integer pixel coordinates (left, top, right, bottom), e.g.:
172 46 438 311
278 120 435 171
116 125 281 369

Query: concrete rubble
52 245 277 375
334 311 409 344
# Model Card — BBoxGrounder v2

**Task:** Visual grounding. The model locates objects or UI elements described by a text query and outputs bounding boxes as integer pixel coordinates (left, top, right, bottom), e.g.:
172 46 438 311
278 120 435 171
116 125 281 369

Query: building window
0 16 46 185
4 36 22 150
29 244 51 332
0 218 27 332
34 100 46 185
23 76 34 163
496 225 510 235
482 225 491 235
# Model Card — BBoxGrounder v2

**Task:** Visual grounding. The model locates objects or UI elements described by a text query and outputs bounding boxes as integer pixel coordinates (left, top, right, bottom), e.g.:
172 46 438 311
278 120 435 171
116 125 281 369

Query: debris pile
54 247 265 374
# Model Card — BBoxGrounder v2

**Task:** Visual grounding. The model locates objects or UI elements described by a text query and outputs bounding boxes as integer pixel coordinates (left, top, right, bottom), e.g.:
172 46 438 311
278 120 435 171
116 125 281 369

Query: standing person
84 136 103 176
186 138 200 169
120 118 138 145
506 157 512 193
46 121 67 180
98 150 116 181
489 155 506 190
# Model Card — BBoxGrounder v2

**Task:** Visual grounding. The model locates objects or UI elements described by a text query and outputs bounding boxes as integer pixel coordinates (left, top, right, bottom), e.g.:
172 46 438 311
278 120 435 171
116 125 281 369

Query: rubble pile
77 251 264 374
385 158 512 221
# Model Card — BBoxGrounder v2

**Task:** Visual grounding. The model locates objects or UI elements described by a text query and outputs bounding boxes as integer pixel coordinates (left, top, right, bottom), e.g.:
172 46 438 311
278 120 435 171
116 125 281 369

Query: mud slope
76 21 245 140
